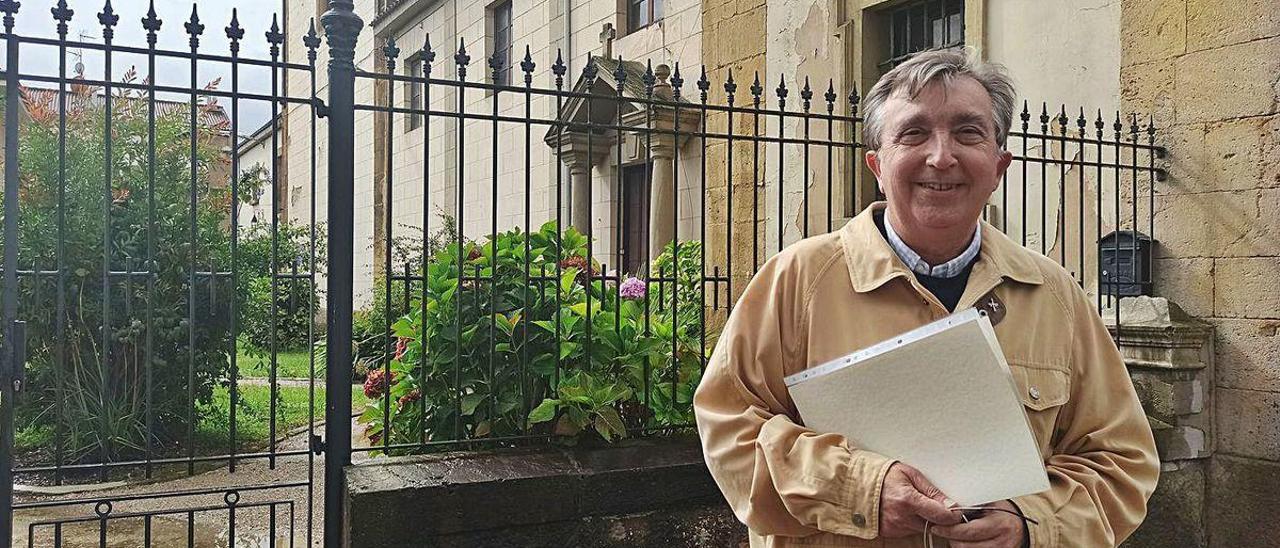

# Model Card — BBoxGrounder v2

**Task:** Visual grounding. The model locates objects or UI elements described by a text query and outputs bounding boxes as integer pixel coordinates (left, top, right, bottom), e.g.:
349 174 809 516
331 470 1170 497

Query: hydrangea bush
356 221 713 455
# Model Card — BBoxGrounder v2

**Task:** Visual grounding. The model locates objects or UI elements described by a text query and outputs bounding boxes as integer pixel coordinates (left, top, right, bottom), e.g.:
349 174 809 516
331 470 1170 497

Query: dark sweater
873 212 975 312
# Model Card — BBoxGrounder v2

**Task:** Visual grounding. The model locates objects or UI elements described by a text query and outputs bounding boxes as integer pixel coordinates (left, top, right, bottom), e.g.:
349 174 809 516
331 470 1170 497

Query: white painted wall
766 0 847 252
236 126 276 232
985 0 1121 292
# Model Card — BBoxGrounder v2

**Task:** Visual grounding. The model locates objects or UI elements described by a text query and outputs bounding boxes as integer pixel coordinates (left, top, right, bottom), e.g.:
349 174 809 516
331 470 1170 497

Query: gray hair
861 50 1017 151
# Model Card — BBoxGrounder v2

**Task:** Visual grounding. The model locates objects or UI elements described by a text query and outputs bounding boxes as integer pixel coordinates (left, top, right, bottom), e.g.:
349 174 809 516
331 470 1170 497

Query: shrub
236 221 325 354
351 212 456 376
6 73 233 463
356 221 713 455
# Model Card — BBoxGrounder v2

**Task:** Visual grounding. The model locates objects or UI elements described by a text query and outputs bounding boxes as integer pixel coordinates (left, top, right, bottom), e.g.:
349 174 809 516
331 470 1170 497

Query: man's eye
957 127 985 142
898 129 926 142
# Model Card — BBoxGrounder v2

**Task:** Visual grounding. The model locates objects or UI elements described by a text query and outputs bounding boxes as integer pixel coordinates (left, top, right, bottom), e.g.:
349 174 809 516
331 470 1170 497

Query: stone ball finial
655 63 671 83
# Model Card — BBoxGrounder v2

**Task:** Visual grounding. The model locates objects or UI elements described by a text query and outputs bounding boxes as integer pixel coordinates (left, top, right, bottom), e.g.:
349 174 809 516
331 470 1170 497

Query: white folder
784 308 1050 506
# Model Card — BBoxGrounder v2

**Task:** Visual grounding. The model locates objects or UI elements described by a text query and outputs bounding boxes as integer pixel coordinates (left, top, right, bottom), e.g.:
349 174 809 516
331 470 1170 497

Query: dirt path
11 395 373 548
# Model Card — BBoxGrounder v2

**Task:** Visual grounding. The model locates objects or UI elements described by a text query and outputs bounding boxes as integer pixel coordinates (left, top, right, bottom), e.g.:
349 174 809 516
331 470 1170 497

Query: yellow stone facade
1121 2 1280 543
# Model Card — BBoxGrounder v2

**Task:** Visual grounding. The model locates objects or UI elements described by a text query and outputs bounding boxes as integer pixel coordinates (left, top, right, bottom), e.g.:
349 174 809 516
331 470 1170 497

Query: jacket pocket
1008 362 1070 456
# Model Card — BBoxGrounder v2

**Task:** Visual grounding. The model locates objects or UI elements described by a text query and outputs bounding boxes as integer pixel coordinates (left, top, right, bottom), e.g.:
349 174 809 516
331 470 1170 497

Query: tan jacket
694 203 1158 548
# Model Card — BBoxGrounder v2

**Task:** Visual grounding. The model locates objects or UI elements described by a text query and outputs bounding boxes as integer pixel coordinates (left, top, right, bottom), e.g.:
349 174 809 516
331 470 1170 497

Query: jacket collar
839 202 1044 293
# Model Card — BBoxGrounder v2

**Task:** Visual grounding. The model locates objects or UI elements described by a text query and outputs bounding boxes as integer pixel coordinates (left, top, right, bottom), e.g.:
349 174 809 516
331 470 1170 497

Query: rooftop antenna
71 30 99 76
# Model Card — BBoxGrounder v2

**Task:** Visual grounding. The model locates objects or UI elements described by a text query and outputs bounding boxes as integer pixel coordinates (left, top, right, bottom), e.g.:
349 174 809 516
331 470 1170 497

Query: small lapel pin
976 290 1007 326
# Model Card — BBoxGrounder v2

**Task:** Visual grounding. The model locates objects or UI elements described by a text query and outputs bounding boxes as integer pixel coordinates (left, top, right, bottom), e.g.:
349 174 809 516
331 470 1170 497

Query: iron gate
0 0 345 546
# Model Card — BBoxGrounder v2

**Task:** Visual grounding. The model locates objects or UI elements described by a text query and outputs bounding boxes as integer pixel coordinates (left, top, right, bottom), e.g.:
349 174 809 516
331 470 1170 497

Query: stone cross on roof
599 23 616 58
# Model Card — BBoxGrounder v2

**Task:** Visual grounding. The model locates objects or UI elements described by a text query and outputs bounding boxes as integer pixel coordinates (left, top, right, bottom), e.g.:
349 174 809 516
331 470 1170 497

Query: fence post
0 1 17 546
0 1 21 546
321 2 362 548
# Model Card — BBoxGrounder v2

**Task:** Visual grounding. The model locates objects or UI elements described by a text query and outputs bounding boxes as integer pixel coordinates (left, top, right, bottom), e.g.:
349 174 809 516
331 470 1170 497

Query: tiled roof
16 84 232 131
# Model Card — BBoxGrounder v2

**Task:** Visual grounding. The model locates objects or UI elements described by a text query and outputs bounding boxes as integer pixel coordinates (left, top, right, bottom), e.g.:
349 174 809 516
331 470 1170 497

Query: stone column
648 146 676 260
569 162 591 235
1105 296 1214 548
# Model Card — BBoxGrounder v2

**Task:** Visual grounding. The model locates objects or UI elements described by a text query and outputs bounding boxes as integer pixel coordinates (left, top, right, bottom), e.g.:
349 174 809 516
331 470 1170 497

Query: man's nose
925 133 959 170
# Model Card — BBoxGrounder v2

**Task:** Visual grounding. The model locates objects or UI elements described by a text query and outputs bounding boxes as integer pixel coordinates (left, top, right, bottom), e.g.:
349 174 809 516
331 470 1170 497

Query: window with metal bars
879 0 965 70
492 1 514 87
628 0 664 33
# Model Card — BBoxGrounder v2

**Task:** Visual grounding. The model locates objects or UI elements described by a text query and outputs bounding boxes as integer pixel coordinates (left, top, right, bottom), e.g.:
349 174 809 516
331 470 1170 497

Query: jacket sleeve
1012 285 1160 547
693 253 895 540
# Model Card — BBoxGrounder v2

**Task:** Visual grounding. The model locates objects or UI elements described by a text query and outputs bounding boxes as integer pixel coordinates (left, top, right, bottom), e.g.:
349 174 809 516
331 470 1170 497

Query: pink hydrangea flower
619 277 647 300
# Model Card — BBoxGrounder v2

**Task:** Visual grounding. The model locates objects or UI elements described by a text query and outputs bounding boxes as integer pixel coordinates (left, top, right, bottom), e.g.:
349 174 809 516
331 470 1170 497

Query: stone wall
702 0 768 305
1108 297 1214 548
1120 1 1280 547
344 437 745 547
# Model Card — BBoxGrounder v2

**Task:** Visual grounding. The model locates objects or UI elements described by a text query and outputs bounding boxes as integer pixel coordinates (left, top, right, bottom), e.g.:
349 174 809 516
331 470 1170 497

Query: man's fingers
910 492 963 525
903 465 944 498
931 518 1002 542
887 463 962 526
900 464 954 507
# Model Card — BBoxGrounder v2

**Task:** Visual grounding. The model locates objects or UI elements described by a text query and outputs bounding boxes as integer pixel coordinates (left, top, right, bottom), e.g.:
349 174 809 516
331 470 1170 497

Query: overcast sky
8 0 289 134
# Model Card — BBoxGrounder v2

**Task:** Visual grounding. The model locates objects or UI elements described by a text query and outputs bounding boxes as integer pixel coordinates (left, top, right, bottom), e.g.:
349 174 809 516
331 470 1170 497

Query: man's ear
984 148 1012 195
866 150 883 192
996 149 1013 178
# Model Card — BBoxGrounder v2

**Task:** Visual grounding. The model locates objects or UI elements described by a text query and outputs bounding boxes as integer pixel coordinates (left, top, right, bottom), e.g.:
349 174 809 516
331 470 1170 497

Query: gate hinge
310 433 325 455
312 97 329 118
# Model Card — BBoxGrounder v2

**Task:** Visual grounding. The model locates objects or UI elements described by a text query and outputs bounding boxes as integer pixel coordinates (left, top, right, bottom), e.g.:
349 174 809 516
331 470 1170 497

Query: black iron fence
347 38 1165 463
0 1 1165 548
0 1 325 547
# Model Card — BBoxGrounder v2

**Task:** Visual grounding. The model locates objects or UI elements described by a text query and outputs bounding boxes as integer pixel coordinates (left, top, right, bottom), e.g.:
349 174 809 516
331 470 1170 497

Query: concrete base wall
1124 461 1207 548
1206 455 1280 548
344 437 746 547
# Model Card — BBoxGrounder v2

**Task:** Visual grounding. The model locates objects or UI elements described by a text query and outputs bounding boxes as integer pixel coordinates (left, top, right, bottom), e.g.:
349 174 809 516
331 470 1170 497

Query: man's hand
878 462 963 538
930 499 1026 548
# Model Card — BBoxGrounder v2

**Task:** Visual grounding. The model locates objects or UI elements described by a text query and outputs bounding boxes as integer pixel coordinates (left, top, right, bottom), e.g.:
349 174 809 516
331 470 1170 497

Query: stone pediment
543 56 698 149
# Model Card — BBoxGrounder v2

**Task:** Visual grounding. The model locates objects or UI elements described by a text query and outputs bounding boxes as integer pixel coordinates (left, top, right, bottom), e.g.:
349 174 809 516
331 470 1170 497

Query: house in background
281 0 705 301
235 116 285 231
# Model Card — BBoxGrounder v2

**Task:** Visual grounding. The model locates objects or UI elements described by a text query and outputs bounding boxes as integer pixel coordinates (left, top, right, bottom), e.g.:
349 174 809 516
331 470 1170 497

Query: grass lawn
235 347 323 379
15 383 361 460
195 383 362 453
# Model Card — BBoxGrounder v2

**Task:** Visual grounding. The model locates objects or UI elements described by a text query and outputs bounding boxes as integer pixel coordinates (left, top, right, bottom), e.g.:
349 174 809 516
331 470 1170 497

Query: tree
5 69 235 463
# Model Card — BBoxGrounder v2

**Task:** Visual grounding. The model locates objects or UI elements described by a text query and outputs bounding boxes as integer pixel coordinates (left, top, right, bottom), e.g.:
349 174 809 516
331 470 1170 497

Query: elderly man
693 50 1158 548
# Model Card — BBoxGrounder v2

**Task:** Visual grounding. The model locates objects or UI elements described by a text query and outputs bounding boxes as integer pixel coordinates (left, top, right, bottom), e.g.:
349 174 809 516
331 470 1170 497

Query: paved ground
10 382 372 548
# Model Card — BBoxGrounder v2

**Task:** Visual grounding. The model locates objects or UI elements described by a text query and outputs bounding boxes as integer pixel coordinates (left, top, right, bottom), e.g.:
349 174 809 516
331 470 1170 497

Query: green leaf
561 270 578 293
528 399 559 423
530 354 557 375
493 313 513 336
593 406 626 441
461 392 485 415
532 320 557 333
391 317 416 338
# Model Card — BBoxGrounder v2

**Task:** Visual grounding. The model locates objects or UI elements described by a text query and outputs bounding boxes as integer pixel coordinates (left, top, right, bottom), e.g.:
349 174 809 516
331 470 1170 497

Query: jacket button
1029 387 1041 401
852 513 867 527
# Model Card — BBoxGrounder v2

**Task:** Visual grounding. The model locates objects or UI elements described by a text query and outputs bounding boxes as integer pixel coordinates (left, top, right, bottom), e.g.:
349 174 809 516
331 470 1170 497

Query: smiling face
865 76 1013 250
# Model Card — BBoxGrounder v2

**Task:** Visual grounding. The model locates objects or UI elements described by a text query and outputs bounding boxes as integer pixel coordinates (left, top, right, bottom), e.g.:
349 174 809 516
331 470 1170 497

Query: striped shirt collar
883 215 982 279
